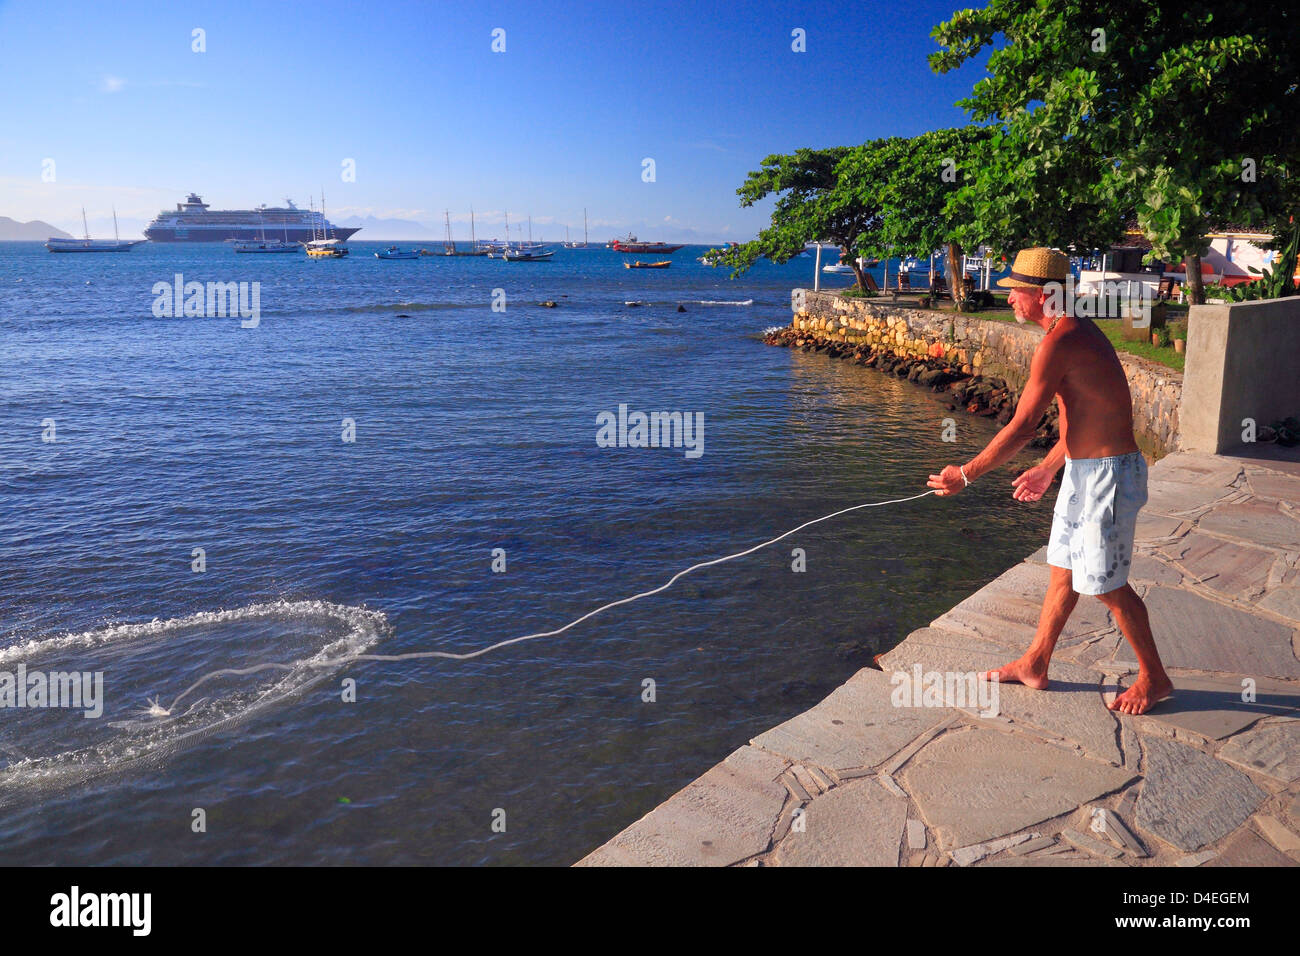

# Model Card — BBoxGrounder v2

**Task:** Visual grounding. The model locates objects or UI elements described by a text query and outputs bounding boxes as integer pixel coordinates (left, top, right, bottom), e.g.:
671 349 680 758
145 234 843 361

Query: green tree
708 146 884 291
931 1 1300 303
839 126 994 305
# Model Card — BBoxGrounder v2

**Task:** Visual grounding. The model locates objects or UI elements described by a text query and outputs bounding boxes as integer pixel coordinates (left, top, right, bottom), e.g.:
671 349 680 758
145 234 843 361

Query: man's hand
1011 464 1056 502
927 465 967 497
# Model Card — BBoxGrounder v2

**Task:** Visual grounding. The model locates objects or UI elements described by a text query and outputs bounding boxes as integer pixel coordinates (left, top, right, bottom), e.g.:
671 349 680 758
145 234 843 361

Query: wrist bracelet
959 465 971 487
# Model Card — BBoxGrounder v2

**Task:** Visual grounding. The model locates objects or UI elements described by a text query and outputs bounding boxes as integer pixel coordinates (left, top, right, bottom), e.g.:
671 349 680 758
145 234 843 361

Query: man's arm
1040 434 1068 474
961 341 1065 482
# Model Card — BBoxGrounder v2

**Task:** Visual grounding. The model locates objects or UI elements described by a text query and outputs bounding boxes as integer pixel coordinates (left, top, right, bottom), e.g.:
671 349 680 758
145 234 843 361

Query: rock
677 305 686 312
540 300 557 308
1135 733 1266 852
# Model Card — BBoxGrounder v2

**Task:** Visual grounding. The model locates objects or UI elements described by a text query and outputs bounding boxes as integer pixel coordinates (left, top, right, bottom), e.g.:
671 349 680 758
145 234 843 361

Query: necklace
1047 313 1063 334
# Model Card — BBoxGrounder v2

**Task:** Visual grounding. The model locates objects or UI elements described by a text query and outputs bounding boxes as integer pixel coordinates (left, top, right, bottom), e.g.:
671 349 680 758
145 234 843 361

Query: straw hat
997 247 1069 288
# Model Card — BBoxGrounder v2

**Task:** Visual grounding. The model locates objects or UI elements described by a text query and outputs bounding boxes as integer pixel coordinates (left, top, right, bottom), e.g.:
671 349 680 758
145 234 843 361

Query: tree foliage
707 146 884 290
930 1 1300 302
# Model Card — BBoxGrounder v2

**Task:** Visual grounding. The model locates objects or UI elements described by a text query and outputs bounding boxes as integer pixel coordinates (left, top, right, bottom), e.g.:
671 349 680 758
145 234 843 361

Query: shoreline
578 446 1300 866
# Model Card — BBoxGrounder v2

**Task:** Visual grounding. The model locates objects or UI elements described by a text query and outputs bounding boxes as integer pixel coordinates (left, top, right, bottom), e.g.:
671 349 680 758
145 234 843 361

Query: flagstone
1245 471 1300 502
1149 453 1243 487
1143 479 1237 516
1135 734 1266 852
1253 814 1300 855
1114 586 1300 678
1217 718 1300 783
1202 826 1296 866
770 778 907 867
1134 512 1188 542
575 745 787 866
1169 533 1277 595
902 728 1135 849
1197 500 1300 550
750 667 952 772
1128 554 1183 586
880 629 1122 763
1133 673 1300 741
1258 586 1300 621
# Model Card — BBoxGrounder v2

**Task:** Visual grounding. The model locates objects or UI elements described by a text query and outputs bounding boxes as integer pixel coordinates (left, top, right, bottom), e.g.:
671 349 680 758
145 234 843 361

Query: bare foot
978 656 1050 690
1108 674 1175 715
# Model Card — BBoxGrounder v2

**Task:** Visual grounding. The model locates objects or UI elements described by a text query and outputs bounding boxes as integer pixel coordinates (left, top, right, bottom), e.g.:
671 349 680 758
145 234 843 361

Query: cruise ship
144 193 360 243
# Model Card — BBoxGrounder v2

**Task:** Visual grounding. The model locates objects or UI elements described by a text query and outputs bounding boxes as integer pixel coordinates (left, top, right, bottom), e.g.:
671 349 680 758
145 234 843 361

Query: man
926 247 1173 715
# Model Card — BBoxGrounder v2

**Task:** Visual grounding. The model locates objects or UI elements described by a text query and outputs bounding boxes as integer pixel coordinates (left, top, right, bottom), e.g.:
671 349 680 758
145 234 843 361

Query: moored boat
610 234 684 254
624 260 671 269
46 207 143 253
501 246 553 261
234 238 298 253
375 245 419 259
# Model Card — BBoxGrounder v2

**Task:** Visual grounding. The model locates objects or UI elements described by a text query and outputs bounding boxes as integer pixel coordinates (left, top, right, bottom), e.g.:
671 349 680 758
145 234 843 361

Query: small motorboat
822 263 856 274
624 260 672 269
375 245 419 260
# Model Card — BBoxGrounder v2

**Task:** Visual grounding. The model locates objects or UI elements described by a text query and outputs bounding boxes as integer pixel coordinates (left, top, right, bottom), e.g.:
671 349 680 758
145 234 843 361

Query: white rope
156 489 938 716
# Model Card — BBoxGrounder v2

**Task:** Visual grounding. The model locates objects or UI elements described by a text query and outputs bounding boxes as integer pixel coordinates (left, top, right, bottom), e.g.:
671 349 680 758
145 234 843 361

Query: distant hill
336 214 435 240
0 217 73 240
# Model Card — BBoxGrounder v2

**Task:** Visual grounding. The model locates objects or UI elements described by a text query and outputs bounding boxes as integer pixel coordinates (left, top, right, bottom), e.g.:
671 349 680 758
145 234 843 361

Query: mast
528 215 532 243
445 209 454 254
82 207 89 240
504 210 510 252
583 208 588 246
470 207 477 251
112 206 120 241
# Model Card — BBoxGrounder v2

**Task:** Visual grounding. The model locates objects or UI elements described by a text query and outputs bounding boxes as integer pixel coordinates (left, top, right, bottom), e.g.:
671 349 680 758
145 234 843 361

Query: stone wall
789 289 1182 459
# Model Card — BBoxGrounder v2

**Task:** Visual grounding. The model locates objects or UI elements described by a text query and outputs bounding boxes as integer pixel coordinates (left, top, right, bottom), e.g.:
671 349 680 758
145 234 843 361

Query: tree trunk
1184 250 1206 305
846 247 867 292
946 242 966 307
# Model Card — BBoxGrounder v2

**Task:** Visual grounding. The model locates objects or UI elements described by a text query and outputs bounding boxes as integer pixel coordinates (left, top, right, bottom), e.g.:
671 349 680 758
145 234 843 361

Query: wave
686 299 754 306
0 600 388 799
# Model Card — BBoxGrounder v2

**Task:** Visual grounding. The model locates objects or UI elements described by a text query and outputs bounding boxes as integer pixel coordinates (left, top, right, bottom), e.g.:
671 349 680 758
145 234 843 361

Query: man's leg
1094 582 1173 714
980 564 1078 689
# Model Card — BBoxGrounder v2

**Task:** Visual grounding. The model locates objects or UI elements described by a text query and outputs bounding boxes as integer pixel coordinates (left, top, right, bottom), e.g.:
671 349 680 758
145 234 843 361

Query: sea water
0 241 1051 864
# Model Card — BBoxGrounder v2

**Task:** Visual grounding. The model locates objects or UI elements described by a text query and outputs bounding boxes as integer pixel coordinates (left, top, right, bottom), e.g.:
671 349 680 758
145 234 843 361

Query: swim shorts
1046 451 1148 595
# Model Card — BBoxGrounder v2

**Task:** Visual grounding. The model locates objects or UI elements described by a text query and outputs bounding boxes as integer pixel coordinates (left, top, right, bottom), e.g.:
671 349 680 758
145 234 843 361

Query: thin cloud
99 75 127 94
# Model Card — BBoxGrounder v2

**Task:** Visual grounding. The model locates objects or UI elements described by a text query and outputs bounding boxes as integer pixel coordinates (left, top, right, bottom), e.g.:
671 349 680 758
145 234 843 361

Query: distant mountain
336 215 435 240
0 217 73 240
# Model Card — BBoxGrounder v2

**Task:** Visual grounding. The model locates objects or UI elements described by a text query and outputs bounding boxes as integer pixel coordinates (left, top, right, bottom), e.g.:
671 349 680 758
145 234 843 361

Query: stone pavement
578 447 1300 866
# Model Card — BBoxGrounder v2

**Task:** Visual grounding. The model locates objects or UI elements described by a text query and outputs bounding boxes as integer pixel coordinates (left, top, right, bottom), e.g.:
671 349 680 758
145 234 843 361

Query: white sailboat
234 206 298 252
46 206 144 252
563 208 591 248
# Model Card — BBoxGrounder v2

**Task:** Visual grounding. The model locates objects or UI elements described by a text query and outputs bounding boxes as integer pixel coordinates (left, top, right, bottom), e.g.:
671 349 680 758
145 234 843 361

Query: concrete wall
1180 296 1300 454
791 289 1183 458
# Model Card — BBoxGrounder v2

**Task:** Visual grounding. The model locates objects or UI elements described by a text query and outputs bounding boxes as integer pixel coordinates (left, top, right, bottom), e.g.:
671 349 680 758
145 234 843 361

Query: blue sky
0 0 991 240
